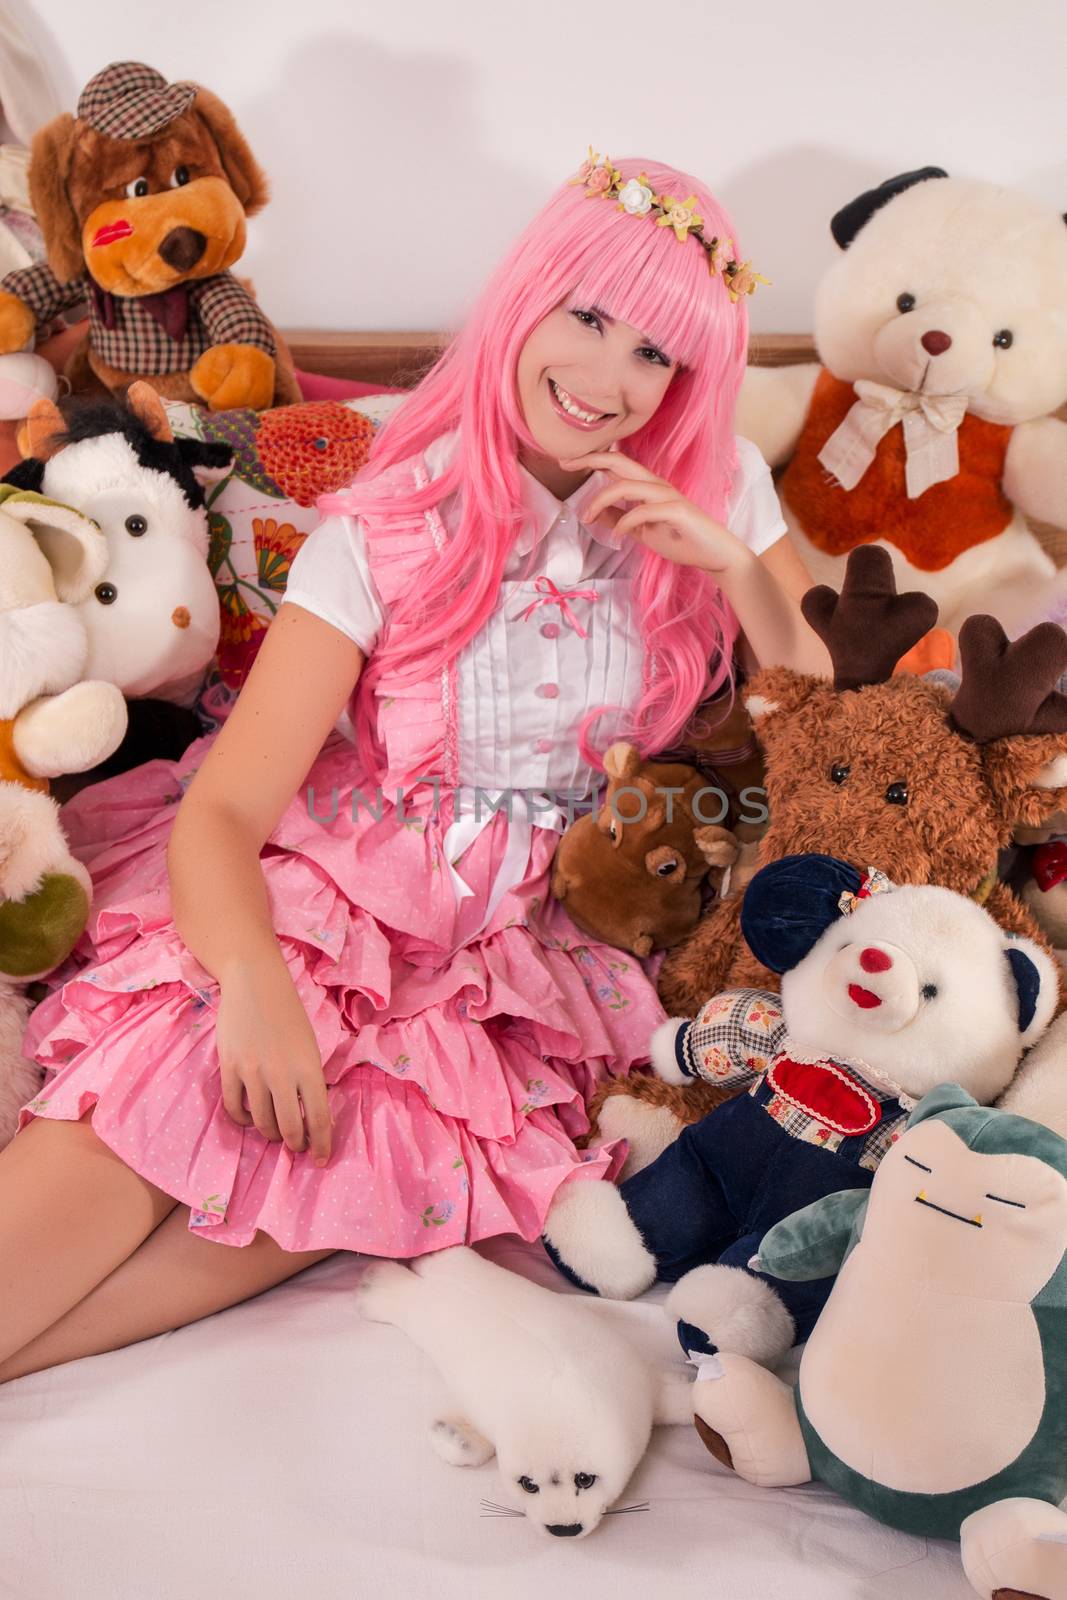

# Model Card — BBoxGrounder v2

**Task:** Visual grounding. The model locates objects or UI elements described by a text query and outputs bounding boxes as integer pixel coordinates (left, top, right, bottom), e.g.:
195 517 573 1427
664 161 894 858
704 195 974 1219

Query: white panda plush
542 854 1058 1367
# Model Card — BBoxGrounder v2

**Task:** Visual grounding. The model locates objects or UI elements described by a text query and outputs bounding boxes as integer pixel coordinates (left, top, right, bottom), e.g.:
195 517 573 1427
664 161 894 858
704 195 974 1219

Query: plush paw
355 1259 413 1323
962 1497 1067 1600
666 1265 795 1366
542 1179 656 1299
191 342 275 410
430 1417 495 1468
0 291 36 354
691 1351 810 1487
648 1018 690 1084
594 1087 685 1180
14 682 128 779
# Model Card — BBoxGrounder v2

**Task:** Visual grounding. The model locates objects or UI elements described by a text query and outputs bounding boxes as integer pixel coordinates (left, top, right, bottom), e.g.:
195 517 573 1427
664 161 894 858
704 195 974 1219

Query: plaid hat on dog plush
77 61 197 141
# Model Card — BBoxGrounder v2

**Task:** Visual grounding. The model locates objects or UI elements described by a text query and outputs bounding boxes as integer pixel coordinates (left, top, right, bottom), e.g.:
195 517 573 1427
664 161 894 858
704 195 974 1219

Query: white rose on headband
618 178 654 215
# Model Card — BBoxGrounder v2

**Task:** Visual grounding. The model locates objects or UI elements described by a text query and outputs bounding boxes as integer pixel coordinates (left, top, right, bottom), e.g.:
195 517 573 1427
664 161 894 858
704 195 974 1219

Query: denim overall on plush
619 1075 905 1349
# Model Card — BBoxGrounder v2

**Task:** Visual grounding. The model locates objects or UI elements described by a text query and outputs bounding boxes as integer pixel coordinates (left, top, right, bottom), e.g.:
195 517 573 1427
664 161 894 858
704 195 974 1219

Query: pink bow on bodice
515 575 600 638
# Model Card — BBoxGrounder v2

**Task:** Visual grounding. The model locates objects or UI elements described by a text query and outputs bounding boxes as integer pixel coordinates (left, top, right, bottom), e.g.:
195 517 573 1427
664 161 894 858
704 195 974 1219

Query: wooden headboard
282 330 818 388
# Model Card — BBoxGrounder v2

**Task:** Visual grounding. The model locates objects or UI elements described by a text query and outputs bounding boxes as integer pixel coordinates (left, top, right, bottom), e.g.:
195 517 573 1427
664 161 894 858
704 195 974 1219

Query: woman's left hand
562 450 751 576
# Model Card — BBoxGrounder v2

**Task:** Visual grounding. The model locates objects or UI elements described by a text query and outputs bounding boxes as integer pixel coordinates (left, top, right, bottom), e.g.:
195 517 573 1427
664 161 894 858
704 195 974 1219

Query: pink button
535 737 554 753
537 682 560 699
540 622 560 639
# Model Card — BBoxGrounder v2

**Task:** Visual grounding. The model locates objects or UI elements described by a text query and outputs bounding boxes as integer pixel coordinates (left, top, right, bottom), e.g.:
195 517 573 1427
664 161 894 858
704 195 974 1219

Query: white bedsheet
0 1238 974 1600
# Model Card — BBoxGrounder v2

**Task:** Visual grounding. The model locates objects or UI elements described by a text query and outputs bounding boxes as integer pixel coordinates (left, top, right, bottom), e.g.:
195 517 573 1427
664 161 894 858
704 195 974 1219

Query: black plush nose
546 1523 583 1538
159 227 206 271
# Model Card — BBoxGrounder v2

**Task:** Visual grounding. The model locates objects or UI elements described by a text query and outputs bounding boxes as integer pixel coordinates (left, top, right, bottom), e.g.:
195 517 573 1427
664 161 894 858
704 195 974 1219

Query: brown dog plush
0 61 298 411
590 546 1067 1145
550 742 752 957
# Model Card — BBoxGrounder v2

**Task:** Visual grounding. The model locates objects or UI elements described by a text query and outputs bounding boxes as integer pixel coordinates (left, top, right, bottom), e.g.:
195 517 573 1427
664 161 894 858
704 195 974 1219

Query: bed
0 330 1043 1600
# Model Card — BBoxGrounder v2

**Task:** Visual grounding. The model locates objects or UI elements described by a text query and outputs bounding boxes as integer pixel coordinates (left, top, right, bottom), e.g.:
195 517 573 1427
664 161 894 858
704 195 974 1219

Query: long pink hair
321 157 750 783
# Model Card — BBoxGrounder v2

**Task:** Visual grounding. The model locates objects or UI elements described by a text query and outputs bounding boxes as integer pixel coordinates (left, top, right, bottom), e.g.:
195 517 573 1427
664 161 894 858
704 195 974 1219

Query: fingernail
315 1155 328 1168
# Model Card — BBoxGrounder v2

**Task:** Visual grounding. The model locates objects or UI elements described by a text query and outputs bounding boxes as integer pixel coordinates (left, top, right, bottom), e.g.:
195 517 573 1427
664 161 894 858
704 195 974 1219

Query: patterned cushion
165 392 405 727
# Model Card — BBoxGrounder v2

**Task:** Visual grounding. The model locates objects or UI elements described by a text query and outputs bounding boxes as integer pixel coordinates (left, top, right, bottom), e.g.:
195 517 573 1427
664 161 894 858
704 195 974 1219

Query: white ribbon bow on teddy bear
818 379 970 499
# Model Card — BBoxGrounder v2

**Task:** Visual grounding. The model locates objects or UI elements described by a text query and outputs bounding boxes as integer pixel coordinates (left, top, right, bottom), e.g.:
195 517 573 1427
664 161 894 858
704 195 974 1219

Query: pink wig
321 158 750 782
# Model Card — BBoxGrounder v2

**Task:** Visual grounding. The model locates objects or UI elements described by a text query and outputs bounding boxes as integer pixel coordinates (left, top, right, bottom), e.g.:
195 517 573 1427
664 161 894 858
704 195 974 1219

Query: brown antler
949 614 1067 743
801 546 939 691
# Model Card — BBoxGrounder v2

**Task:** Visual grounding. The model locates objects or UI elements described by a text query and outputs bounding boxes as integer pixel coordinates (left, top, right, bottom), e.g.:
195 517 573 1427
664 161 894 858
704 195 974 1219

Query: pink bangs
321 158 750 784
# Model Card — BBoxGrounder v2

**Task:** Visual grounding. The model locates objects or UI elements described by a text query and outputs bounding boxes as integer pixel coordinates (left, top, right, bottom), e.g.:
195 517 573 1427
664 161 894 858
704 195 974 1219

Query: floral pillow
165 393 404 728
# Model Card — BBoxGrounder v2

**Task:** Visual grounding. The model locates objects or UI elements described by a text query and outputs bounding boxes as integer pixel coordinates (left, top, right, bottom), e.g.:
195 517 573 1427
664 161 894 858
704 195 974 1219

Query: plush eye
169 165 191 188
896 292 916 313
993 329 1013 349
94 582 118 605
921 983 938 1000
125 514 147 536
518 1476 539 1495
656 859 679 877
574 1473 597 1491
313 436 329 451
608 820 619 842
829 762 850 785
125 177 150 199
885 780 909 806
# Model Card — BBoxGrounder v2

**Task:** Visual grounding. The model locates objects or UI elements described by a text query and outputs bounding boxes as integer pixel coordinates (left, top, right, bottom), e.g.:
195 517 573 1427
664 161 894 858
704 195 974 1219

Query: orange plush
550 742 747 958
0 62 298 411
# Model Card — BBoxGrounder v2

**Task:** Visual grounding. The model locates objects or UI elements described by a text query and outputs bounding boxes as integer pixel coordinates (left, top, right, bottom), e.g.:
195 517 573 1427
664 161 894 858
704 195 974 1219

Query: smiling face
515 304 676 468
780 884 1056 1104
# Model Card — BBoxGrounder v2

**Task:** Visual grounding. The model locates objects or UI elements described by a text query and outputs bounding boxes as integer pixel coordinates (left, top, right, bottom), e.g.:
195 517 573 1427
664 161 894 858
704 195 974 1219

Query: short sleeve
284 514 384 655
725 435 788 558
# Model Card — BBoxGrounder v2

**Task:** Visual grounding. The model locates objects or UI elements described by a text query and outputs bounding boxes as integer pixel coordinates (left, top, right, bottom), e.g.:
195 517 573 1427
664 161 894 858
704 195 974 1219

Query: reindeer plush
590 547 1067 1152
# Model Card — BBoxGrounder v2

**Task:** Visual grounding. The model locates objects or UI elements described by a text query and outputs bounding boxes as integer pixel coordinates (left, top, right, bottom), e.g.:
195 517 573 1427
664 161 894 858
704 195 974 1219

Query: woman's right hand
214 956 333 1166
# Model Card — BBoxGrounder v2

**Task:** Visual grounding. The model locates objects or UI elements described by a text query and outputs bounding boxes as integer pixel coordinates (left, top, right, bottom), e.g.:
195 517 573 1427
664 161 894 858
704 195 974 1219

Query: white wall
15 0 1067 335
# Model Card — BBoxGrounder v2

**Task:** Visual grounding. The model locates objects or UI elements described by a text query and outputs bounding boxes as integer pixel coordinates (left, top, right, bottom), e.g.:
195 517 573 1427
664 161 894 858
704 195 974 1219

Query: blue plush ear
830 167 949 248
1005 945 1042 1034
741 853 864 974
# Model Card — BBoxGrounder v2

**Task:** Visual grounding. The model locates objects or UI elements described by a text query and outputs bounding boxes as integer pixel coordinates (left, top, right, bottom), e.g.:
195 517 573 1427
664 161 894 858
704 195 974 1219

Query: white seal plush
357 1246 692 1538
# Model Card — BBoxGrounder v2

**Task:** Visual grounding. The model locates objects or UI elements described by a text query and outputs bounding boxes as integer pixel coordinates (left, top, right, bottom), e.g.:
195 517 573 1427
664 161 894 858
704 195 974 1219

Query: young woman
0 154 825 1380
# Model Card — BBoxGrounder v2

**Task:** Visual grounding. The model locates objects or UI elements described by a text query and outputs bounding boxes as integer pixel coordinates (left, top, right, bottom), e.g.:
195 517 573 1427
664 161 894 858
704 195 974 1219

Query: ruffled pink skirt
19 734 663 1255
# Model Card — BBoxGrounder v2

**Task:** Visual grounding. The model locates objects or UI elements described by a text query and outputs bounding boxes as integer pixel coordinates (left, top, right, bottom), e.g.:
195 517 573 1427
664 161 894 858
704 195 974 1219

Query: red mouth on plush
848 983 883 1010
92 219 134 249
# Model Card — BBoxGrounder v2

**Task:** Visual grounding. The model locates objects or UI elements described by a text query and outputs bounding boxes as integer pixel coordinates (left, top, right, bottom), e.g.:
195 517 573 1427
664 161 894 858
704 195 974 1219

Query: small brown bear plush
0 61 299 410
550 742 753 958
590 546 1067 1149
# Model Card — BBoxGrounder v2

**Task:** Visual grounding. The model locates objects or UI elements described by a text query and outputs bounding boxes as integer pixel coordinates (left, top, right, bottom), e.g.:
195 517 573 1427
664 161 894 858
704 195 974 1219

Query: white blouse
285 432 786 932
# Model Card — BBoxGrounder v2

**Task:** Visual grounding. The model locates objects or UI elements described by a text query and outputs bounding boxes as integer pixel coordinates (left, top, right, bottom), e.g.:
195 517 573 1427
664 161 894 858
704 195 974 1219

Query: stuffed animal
737 169 1067 646
0 61 299 410
0 780 96 1146
550 741 750 957
692 1087 1067 1600
356 1246 692 1539
8 383 232 710
0 481 127 783
543 855 1058 1360
588 548 1067 1163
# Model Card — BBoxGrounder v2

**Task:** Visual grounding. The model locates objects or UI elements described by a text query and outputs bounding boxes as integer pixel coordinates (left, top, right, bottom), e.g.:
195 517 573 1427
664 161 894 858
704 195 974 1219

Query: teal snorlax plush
691 1085 1067 1600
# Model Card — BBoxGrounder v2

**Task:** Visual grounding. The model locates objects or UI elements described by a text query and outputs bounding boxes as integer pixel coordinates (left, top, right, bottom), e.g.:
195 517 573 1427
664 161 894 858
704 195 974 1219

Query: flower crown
570 148 769 303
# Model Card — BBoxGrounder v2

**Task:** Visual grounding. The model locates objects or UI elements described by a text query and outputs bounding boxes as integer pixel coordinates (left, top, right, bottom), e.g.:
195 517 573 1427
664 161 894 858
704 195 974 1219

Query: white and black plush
543 854 1058 1367
357 1246 692 1539
7 386 231 708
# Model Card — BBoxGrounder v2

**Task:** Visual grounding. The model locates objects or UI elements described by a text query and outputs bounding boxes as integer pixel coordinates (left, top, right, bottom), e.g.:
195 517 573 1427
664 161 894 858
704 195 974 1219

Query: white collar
423 429 622 557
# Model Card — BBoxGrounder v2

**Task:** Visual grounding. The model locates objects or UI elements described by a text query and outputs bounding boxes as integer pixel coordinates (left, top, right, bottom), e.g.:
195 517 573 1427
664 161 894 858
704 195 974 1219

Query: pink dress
19 435 786 1255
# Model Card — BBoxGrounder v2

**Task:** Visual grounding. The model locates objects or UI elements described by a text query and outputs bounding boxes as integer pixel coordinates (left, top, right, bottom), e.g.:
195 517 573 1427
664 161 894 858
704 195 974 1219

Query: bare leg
0 1202 335 1382
0 1114 178 1367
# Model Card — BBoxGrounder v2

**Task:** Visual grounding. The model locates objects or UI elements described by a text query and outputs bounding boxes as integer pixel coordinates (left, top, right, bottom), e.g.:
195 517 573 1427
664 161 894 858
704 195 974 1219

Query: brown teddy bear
0 61 299 411
590 546 1067 1145
550 742 753 957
